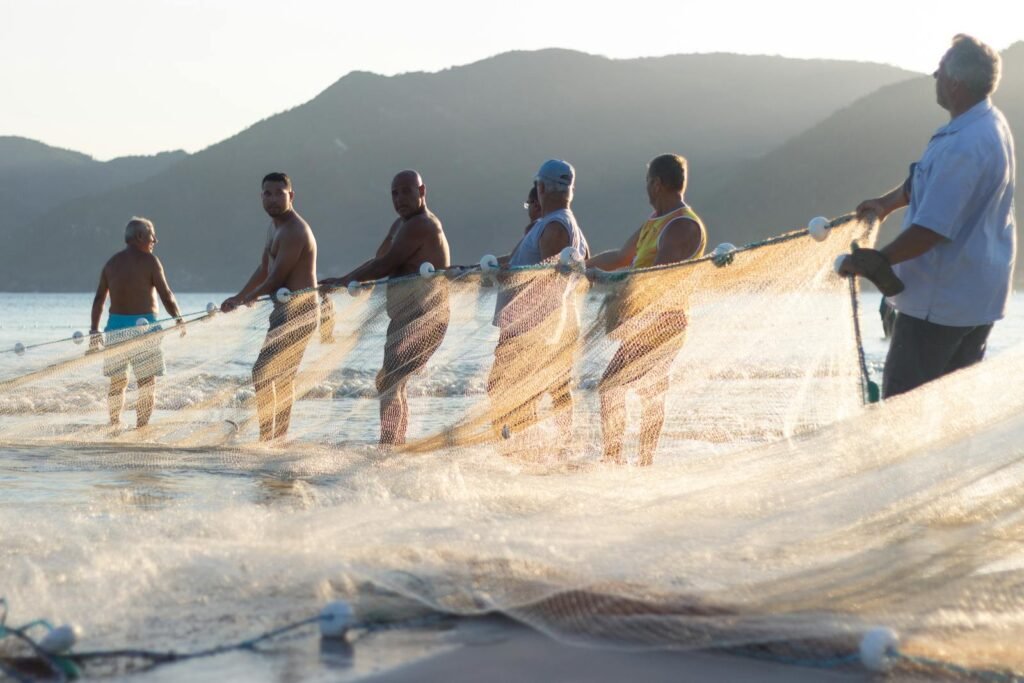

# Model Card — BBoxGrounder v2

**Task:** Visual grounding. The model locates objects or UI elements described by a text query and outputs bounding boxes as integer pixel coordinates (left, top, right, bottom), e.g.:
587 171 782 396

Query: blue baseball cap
535 159 575 190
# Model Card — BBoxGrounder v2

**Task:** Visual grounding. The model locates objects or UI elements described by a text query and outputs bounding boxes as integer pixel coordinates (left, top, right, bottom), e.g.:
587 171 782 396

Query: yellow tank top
632 205 706 269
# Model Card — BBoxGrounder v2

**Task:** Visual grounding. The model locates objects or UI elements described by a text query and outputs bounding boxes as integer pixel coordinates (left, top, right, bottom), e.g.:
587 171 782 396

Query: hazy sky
2 0 1021 160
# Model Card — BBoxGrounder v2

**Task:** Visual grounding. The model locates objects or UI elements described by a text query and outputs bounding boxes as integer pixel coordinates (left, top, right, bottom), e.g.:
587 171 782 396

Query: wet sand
365 617 869 683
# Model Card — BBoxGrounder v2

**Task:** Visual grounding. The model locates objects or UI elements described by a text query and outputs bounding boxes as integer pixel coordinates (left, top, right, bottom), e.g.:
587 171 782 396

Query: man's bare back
103 250 167 315
91 218 182 335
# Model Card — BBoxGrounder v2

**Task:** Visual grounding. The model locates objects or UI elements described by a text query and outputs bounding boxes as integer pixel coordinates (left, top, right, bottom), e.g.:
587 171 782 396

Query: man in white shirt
840 34 1016 398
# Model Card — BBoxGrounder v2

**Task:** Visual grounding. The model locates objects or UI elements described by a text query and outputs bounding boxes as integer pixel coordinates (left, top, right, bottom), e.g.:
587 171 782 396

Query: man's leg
268 369 293 440
378 379 409 446
136 376 156 428
599 344 633 465
252 350 277 442
550 380 574 435
378 319 411 446
108 374 128 426
270 314 317 441
133 340 164 429
637 377 670 467
377 315 448 446
944 323 994 375
883 314 982 399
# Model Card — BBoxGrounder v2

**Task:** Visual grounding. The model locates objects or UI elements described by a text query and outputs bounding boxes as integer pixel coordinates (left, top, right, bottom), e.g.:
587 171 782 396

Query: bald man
320 170 451 446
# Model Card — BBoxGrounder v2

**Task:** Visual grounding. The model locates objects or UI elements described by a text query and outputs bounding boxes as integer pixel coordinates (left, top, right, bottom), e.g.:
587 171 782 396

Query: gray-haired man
90 217 184 429
839 34 1016 398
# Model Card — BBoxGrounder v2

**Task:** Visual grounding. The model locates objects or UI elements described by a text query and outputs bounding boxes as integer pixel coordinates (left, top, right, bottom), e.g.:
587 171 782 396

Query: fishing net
0 216 871 456
4 214 1024 679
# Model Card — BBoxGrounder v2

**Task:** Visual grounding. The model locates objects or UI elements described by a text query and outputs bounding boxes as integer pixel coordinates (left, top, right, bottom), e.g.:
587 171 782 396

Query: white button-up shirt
892 99 1016 327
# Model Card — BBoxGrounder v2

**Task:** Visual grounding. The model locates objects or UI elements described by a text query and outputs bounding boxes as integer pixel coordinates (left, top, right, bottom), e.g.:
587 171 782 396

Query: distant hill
700 41 1024 282
0 49 912 291
0 137 187 233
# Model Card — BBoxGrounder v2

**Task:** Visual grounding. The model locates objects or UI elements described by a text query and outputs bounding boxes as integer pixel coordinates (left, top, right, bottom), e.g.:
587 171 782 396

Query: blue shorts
103 313 165 380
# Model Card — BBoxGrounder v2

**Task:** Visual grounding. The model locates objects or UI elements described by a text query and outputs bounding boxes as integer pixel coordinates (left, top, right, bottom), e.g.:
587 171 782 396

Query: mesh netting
0 217 872 456
4 215 1024 678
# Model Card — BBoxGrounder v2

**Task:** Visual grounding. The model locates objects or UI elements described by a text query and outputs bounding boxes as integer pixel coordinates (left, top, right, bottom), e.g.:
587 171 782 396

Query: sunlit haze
2 0 1021 160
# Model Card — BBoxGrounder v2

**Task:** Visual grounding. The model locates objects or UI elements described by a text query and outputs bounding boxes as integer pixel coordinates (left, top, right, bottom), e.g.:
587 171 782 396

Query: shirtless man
222 172 318 442
320 170 450 446
89 216 184 429
587 154 706 465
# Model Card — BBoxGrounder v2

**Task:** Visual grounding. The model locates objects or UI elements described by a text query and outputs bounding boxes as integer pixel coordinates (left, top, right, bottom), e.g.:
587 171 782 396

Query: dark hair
648 154 687 192
262 172 292 189
528 186 538 202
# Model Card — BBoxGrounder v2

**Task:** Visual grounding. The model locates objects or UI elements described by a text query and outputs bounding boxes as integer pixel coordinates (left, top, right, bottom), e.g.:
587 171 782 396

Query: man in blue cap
488 160 591 452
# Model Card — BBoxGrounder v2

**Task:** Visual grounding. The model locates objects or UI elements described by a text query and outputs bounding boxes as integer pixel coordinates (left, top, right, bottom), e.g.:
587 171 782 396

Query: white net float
711 243 737 267
347 281 362 298
39 624 80 655
480 254 499 272
72 331 85 345
558 246 584 270
275 287 292 304
808 216 830 242
135 318 149 328
319 600 354 638
834 253 849 275
419 262 436 277
859 627 899 672
14 342 26 356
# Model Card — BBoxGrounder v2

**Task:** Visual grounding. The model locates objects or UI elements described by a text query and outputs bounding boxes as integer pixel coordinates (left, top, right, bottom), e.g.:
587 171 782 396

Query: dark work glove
850 247 905 296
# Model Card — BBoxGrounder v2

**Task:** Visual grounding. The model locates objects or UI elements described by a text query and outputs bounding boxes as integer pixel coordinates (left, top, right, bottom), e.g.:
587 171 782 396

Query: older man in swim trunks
587 154 706 465
222 172 319 442
89 216 184 429
320 170 451 446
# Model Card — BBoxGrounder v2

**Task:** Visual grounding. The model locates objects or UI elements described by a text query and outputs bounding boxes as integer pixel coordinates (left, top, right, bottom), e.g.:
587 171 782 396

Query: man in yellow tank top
586 154 706 465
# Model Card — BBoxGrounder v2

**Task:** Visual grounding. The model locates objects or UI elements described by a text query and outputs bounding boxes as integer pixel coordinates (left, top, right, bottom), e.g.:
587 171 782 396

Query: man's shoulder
405 211 444 236
282 213 315 239
665 213 702 232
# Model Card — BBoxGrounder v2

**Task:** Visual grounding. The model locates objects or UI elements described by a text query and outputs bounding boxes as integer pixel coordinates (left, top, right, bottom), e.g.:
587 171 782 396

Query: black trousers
882 313 993 399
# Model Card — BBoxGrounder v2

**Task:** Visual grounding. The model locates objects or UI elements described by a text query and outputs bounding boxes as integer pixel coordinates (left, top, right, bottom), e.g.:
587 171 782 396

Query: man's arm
236 248 271 300
90 268 109 333
587 227 642 271
329 220 427 286
837 224 946 293
857 183 910 222
537 220 571 262
653 218 703 266
89 267 109 350
879 225 947 265
221 245 271 312
320 226 397 286
496 236 526 268
242 227 308 303
153 256 185 334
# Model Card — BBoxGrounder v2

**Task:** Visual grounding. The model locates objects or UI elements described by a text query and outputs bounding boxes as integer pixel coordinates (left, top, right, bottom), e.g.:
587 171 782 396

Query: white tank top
509 208 590 266
494 208 590 339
